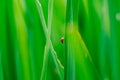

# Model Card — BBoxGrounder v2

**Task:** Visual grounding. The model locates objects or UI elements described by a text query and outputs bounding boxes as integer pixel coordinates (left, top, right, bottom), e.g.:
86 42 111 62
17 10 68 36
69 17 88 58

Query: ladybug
61 37 64 44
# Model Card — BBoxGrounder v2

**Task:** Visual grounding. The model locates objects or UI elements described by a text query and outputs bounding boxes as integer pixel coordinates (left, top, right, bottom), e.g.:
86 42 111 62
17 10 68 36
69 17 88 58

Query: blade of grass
99 0 111 79
36 0 64 79
66 24 101 80
40 44 49 80
24 0 46 79
13 0 31 79
36 0 55 79
0 0 11 79
36 0 64 70
0 0 5 79
108 0 120 79
48 0 53 35
0 50 3 80
65 0 100 80
36 0 48 36
7 0 24 79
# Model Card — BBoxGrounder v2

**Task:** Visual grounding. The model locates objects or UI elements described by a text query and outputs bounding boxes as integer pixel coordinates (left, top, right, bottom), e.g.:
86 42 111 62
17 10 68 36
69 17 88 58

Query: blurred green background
0 0 120 80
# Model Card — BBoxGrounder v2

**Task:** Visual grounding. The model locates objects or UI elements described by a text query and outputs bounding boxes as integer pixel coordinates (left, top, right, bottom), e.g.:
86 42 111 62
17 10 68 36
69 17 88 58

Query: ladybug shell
61 37 64 43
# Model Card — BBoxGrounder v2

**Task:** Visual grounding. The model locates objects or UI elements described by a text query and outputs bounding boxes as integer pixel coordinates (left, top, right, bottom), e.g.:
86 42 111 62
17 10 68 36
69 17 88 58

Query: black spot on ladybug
61 37 64 44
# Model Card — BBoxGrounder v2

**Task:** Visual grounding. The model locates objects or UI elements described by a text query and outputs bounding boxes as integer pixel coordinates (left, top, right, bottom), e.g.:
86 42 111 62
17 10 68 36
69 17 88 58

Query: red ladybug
61 37 64 44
